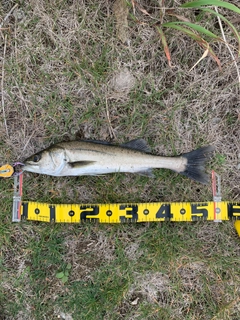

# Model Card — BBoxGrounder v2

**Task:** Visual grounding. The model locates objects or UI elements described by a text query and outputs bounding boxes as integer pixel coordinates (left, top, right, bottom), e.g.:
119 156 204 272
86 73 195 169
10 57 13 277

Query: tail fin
180 146 215 184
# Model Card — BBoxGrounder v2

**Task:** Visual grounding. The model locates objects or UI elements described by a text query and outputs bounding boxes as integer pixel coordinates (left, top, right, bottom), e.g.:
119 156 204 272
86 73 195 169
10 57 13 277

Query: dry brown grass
1 0 239 200
0 1 240 319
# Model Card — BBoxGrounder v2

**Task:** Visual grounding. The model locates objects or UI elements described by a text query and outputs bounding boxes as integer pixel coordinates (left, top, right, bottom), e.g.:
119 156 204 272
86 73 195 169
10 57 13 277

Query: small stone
131 297 139 305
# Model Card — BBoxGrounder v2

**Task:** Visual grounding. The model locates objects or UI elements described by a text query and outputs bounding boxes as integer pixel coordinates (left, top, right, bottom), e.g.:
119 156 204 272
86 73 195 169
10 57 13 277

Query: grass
0 0 240 319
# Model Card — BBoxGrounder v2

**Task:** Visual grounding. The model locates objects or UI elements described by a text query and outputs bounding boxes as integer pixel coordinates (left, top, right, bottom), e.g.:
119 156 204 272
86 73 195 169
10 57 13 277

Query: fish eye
33 154 41 162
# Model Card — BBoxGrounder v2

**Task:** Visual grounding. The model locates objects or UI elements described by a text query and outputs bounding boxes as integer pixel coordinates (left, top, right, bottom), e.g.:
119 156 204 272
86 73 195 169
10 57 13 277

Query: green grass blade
163 21 220 40
162 23 206 41
201 8 240 53
162 23 222 68
181 1 240 15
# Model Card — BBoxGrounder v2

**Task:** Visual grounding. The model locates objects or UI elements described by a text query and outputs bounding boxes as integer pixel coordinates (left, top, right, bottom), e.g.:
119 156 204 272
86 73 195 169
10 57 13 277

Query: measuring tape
11 171 240 224
17 200 240 223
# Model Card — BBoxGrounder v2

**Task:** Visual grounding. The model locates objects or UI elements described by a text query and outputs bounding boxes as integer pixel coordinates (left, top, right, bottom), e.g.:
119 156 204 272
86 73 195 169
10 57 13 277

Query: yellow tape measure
11 171 240 226
19 200 240 223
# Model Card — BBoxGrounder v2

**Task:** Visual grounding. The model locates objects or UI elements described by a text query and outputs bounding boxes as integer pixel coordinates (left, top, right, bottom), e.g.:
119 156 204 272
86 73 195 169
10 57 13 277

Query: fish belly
60 149 185 176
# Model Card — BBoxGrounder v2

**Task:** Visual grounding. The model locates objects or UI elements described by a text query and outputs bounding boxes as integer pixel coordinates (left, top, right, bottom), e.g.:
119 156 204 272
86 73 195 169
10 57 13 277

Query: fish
23 139 214 184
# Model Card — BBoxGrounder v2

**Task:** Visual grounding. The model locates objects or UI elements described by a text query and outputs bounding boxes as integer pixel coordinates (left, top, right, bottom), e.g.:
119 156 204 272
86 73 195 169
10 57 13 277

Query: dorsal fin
121 139 151 153
81 139 111 145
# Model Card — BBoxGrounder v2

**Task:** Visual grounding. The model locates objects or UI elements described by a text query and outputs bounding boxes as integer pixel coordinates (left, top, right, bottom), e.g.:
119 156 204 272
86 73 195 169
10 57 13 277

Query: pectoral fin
68 161 96 168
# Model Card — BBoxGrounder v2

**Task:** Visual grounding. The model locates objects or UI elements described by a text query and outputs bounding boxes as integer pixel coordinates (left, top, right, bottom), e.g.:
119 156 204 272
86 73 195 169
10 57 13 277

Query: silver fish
23 139 214 184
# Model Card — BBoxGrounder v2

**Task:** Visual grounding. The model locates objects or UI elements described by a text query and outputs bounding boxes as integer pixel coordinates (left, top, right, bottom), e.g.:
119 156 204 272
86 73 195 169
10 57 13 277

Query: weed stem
215 6 240 87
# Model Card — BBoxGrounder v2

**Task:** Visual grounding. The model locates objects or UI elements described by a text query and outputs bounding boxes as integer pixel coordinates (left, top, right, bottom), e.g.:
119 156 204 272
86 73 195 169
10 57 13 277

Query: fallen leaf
189 46 209 71
196 40 222 70
156 26 172 68
137 5 151 16
167 13 191 23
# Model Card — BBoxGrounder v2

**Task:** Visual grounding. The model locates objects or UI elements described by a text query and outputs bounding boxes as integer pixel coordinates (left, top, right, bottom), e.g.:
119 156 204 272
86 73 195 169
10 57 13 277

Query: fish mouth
22 162 40 173
23 161 35 167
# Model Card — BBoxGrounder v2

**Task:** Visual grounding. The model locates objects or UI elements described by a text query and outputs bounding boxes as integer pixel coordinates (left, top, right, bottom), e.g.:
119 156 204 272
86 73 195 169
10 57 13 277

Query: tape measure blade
16 201 238 223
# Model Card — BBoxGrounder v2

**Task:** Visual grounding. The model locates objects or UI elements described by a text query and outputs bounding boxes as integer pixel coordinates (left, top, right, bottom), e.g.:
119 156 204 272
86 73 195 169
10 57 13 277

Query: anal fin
136 169 154 178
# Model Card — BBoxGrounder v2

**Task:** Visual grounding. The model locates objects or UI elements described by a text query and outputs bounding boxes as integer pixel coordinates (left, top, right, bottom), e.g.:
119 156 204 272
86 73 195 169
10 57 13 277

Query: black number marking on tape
156 204 172 220
191 203 208 220
119 205 138 222
228 203 240 220
49 205 55 221
22 202 28 220
80 205 99 221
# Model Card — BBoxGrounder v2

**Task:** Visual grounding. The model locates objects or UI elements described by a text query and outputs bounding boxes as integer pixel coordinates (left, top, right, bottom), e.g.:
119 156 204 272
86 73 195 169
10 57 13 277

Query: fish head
23 146 66 175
